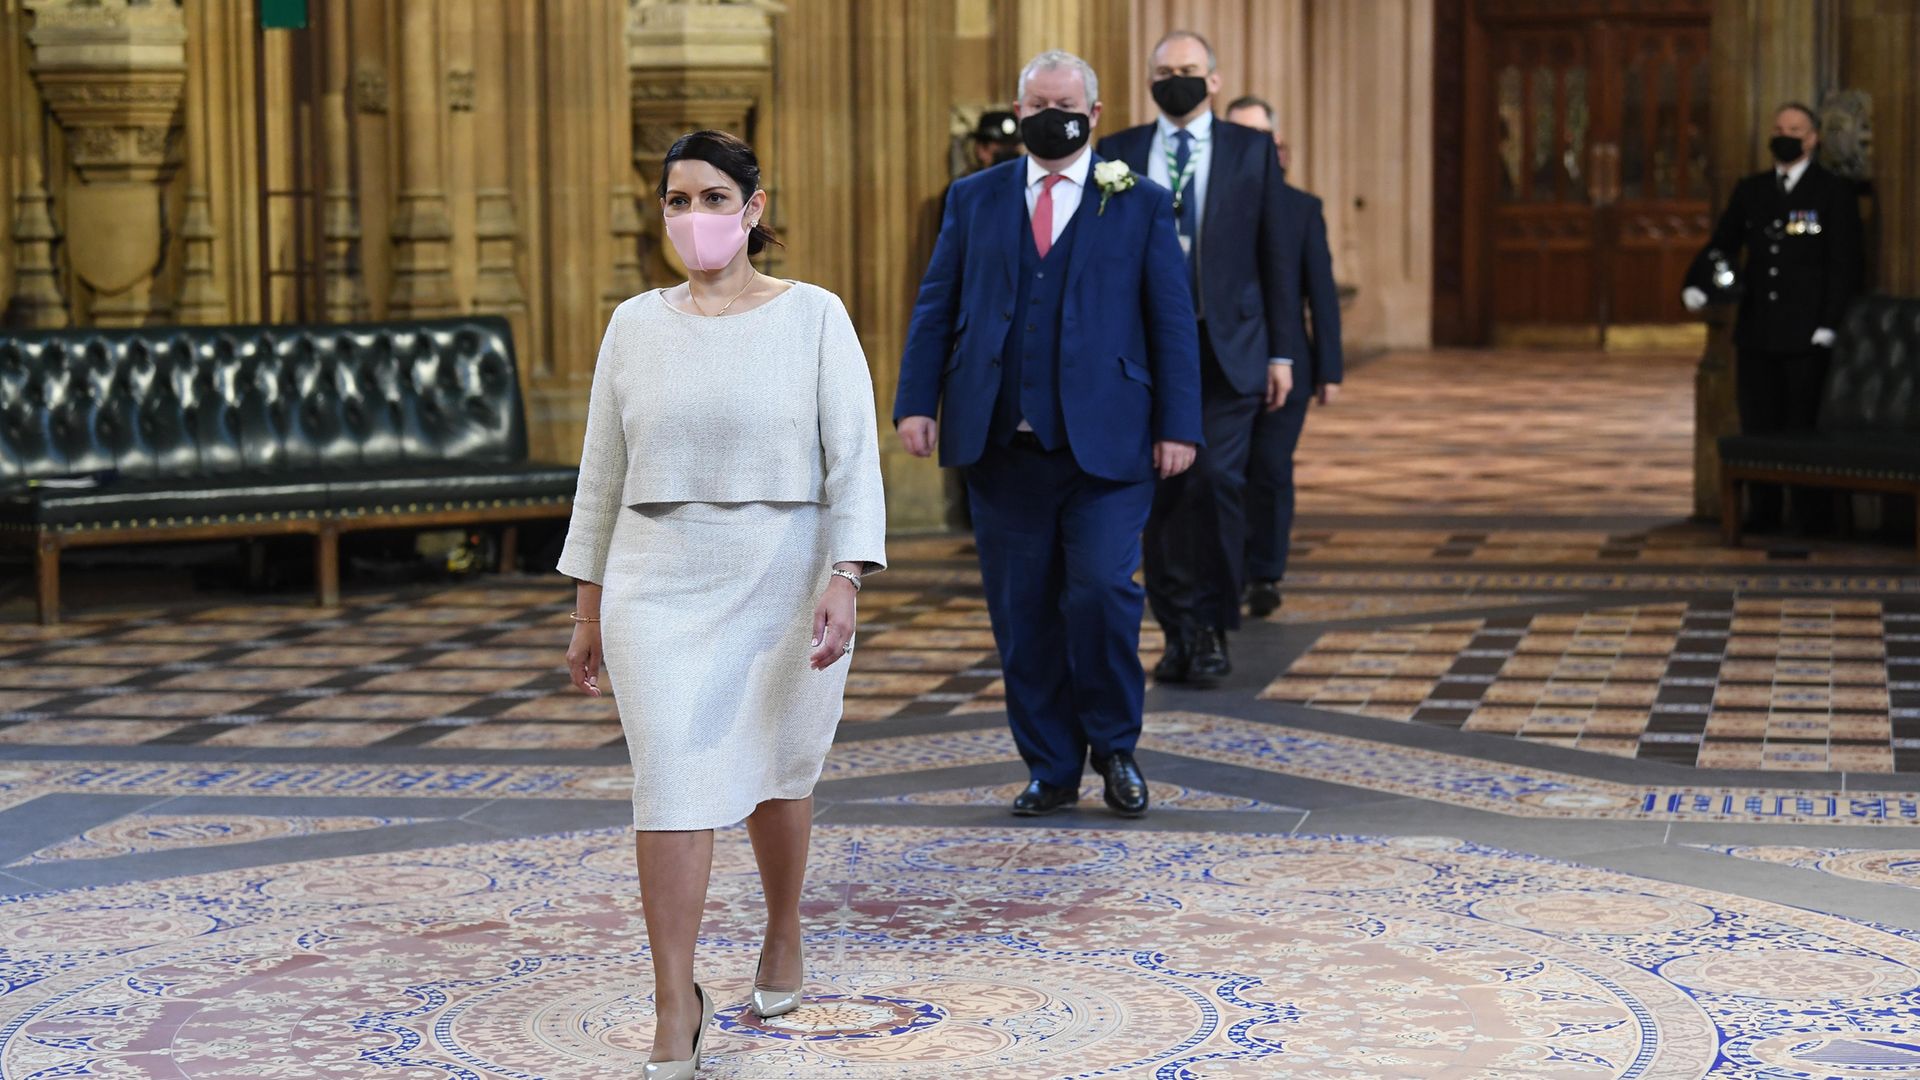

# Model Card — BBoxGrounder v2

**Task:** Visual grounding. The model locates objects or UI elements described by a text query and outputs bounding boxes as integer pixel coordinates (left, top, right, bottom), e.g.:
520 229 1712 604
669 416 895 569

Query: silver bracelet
830 568 862 592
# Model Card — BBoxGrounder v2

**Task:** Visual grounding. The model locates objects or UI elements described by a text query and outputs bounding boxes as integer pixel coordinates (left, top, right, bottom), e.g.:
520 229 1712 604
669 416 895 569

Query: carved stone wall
28 0 187 326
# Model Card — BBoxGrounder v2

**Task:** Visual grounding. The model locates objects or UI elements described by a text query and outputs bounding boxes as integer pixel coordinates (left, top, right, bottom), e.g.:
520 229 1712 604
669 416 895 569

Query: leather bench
1719 296 1920 553
0 316 576 623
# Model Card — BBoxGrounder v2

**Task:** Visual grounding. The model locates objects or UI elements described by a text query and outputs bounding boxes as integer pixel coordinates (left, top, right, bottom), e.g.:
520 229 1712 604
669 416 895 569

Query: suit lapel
1199 121 1234 259
996 159 1029 293
1063 152 1105 296
1117 127 1152 176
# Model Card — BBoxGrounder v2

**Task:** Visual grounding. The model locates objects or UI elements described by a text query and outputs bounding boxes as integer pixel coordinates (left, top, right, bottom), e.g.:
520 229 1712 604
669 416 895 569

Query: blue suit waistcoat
895 153 1204 484
991 199 1083 448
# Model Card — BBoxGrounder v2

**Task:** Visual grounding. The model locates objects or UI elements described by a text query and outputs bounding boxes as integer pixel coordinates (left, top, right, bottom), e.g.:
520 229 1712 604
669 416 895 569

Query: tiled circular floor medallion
4 827 1918 1078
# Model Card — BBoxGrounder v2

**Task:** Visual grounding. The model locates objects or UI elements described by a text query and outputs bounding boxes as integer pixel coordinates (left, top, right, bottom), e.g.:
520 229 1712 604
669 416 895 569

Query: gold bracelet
569 612 600 622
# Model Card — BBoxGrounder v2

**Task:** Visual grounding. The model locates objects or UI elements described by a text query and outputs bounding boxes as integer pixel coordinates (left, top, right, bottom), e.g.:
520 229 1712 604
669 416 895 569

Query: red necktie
1033 174 1067 258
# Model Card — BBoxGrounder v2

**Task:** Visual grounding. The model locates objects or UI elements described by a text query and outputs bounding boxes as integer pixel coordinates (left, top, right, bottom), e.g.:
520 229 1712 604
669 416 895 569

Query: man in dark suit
896 50 1202 819
1097 31 1304 684
1683 101 1862 530
1223 95 1343 618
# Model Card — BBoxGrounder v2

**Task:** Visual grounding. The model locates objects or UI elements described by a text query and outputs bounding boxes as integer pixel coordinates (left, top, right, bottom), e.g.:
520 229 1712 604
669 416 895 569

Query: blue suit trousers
965 440 1155 787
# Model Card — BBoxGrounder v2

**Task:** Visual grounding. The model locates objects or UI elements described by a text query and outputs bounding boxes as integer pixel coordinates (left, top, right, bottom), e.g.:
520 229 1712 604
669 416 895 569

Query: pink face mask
665 205 751 272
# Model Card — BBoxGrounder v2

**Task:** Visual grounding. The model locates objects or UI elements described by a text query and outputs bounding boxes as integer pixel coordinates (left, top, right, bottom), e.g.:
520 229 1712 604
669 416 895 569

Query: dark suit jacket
894 154 1204 484
1283 181 1342 388
1687 161 1863 352
1097 118 1305 396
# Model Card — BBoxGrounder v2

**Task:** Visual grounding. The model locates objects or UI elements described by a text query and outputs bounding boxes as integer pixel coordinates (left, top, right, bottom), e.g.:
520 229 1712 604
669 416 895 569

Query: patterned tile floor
7 825 1920 1079
6 349 1920 1077
1293 349 1697 515
1262 598 1920 772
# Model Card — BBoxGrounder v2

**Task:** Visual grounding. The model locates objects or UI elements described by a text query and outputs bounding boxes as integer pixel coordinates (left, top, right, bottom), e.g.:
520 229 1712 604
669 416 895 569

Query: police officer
1683 102 1862 530
968 109 1024 172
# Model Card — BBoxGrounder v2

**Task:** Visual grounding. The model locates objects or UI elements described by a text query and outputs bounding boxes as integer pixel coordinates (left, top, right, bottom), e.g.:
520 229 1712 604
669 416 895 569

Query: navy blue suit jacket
1097 119 1305 396
895 153 1203 484
1283 181 1343 389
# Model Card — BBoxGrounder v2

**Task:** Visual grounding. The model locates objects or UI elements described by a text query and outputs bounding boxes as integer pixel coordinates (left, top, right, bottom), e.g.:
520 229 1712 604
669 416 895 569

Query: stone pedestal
27 0 187 325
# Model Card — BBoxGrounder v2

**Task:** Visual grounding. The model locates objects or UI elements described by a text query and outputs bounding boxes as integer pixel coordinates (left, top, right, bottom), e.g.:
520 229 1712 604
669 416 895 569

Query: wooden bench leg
1720 472 1742 548
314 525 340 608
34 533 60 626
498 525 519 575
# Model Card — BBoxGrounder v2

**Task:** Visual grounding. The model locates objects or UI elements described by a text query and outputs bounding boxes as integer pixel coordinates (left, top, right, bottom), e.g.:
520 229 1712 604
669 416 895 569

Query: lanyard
1163 133 1198 211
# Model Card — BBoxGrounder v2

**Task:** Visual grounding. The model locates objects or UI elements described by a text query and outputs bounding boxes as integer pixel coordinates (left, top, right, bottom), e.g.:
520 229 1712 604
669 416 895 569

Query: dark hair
1777 101 1822 133
1225 95 1275 124
657 130 781 256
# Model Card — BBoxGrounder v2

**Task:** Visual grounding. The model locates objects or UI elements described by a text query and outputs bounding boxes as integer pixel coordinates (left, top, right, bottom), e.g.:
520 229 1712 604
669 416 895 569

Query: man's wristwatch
830 568 862 592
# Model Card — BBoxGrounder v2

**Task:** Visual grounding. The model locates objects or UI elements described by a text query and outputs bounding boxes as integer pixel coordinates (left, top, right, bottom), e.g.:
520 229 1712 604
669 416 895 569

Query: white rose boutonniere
1093 159 1136 216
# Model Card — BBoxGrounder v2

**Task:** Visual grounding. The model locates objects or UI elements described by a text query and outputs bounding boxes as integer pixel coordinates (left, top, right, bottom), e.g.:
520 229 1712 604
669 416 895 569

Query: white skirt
601 501 848 831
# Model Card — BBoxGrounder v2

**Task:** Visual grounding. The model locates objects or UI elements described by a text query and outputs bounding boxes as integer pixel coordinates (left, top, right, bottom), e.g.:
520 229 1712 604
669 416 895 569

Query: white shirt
1147 110 1214 238
1778 156 1810 192
1025 148 1091 244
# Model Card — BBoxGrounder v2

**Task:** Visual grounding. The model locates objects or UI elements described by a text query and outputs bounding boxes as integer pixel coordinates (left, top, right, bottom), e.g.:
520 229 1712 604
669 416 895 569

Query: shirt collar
1027 146 1094 189
1156 110 1214 143
1779 156 1811 189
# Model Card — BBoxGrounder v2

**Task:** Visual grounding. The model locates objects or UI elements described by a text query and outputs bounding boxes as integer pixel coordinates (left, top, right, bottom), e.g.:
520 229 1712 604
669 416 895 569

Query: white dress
556 283 888 831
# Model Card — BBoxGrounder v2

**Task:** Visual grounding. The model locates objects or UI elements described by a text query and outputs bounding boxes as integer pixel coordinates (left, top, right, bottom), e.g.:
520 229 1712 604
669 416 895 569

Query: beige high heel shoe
643 983 714 1079
750 949 802 1020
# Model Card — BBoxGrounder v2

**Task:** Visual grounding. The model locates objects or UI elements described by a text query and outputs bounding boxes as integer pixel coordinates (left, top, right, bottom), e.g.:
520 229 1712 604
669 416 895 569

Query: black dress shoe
1152 626 1193 683
1246 580 1282 618
1011 779 1079 817
1189 626 1231 682
1093 751 1149 817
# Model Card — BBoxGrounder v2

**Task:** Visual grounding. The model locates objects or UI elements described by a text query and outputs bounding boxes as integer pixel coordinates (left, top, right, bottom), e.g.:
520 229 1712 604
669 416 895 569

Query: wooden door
1477 5 1711 345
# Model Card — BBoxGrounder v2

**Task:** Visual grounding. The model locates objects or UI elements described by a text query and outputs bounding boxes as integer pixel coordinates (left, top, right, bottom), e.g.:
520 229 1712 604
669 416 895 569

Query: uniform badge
1786 210 1823 236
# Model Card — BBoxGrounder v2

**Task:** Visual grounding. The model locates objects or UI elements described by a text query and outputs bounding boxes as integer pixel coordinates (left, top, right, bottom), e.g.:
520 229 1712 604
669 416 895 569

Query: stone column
8 24 66 328
318 0 365 322
27 0 188 326
1840 0 1918 293
604 0 641 311
472 0 527 324
628 0 779 288
176 0 230 324
388 0 457 316
851 0 952 528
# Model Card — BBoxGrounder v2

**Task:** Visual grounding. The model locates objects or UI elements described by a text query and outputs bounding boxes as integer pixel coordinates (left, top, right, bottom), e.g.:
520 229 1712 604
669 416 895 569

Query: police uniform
1686 159 1862 526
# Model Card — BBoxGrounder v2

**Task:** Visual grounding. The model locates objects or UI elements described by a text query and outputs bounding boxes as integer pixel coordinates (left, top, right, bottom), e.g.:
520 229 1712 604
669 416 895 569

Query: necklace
688 271 756 317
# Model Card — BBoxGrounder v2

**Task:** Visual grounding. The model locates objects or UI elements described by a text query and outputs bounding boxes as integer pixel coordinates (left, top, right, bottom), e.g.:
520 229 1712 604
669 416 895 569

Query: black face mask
1151 75 1210 119
1020 108 1093 161
1770 135 1807 164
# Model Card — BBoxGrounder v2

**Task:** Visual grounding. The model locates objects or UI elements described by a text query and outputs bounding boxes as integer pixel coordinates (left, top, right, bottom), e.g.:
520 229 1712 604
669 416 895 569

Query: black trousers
1244 383 1312 583
1144 335 1264 633
1735 345 1832 526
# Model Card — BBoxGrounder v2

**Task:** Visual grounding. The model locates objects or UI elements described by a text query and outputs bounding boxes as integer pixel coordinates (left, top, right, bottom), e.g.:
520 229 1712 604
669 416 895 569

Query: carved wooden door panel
1488 26 1598 330
1600 21 1712 325
1478 5 1711 341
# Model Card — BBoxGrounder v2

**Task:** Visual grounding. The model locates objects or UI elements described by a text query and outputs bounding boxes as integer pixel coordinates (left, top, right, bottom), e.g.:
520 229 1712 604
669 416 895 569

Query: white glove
1681 287 1708 312
1812 327 1836 348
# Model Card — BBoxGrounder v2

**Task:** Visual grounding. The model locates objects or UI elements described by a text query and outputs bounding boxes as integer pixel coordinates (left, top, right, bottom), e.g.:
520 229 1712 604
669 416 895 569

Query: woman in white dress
558 130 886 1079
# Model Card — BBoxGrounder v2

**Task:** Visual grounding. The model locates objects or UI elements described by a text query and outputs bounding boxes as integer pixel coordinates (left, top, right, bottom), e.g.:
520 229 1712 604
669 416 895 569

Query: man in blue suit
1224 95 1343 618
896 50 1202 819
1097 31 1305 685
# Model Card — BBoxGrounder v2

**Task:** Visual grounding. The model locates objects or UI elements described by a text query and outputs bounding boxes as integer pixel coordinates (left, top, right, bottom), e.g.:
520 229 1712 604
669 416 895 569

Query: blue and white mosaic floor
9 350 1920 1077
6 824 1920 1079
